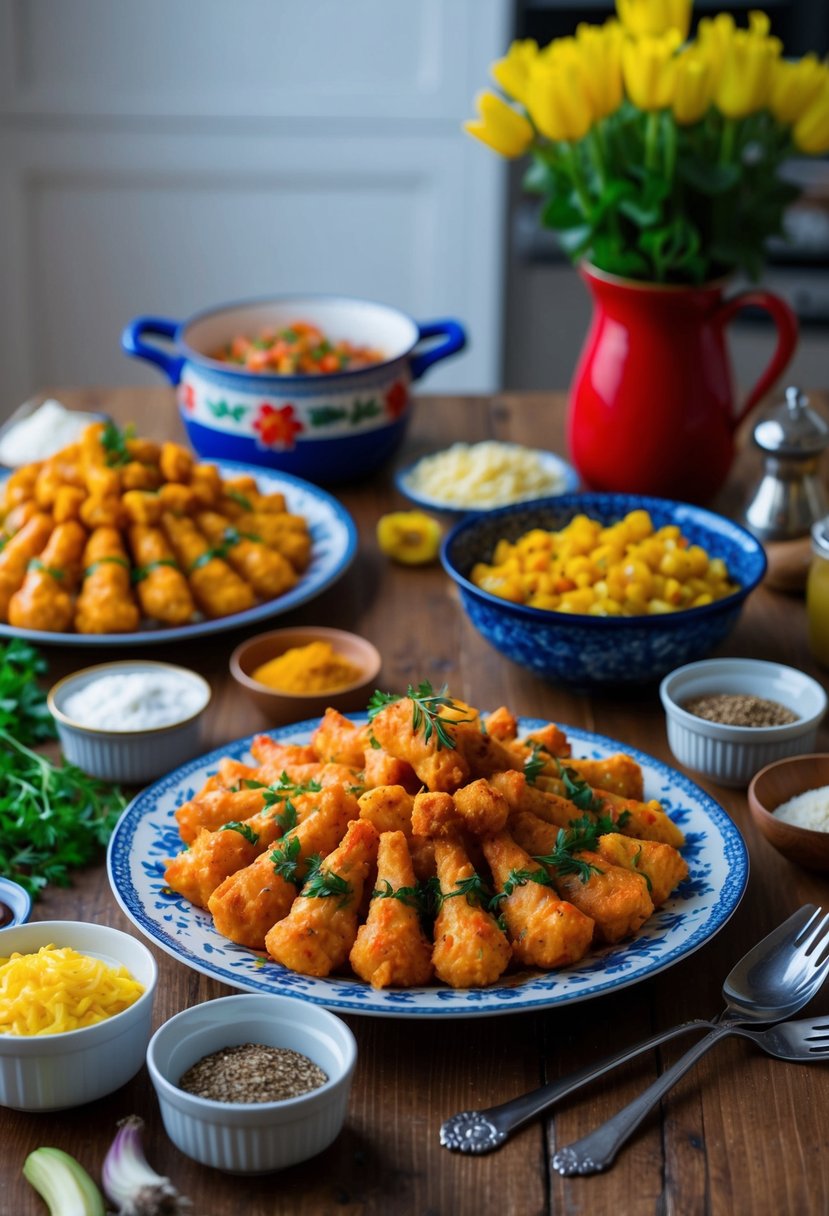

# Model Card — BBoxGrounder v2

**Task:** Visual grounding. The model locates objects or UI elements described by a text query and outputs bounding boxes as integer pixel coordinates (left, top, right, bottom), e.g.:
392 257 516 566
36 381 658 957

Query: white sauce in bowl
62 671 208 731
0 400 103 466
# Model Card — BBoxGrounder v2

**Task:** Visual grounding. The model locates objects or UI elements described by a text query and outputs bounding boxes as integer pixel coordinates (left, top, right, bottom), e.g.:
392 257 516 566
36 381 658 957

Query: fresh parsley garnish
533 823 605 885
300 862 352 906
523 741 547 785
371 879 424 913
220 821 259 845
270 834 302 884
558 760 603 812
260 772 322 832
0 641 125 898
488 866 553 913
100 420 136 466
427 871 492 912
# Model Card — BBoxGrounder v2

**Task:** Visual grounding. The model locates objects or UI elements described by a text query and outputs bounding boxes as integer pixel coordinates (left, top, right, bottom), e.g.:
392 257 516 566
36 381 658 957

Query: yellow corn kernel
687 544 709 576
626 509 653 540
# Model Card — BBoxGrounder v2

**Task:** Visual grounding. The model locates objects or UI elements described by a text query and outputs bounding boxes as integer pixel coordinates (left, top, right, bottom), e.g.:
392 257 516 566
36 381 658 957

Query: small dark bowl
748 754 829 871
0 877 32 929
441 492 767 690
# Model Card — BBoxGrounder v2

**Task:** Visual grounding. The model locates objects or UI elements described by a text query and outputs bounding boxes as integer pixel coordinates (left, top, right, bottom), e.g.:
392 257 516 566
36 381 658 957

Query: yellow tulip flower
525 44 595 142
696 13 736 88
463 91 534 158
621 29 682 111
575 20 625 120
793 78 829 154
616 0 691 40
714 11 782 119
491 39 538 106
771 55 829 126
672 47 714 125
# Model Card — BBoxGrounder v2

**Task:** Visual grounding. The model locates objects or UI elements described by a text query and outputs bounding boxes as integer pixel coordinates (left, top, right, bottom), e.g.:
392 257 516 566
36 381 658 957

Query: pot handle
712 290 799 426
121 316 186 386
410 319 467 382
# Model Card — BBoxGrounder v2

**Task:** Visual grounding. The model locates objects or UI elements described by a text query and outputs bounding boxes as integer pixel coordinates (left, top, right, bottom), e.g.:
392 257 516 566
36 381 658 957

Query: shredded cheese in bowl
402 441 572 510
0 944 145 1035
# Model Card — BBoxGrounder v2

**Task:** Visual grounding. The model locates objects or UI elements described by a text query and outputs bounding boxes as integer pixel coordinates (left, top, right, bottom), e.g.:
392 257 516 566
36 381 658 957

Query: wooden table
3 388 829 1216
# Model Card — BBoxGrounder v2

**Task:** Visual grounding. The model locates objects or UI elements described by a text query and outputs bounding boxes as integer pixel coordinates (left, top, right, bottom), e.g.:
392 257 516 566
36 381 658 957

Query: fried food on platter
482 828 595 968
508 811 655 945
74 526 140 634
7 519 86 632
265 819 379 977
169 680 689 990
350 830 434 989
0 419 315 633
209 785 358 950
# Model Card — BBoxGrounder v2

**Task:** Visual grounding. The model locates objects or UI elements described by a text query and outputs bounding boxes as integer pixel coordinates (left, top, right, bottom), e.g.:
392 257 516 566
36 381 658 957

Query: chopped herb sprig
368 681 472 751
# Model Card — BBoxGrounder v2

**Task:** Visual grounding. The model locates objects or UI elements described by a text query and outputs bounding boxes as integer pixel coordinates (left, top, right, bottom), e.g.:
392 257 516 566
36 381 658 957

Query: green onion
23 1147 106 1216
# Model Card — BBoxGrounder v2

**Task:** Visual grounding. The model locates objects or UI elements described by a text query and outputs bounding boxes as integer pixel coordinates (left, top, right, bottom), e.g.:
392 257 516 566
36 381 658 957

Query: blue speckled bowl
441 493 767 690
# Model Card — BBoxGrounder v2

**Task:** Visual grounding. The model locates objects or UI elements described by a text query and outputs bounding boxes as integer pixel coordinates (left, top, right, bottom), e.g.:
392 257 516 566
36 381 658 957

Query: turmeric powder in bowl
252 640 362 694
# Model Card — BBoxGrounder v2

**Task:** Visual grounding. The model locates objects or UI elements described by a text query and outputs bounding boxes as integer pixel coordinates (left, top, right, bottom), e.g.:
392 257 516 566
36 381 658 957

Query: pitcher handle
121 316 185 386
712 290 799 427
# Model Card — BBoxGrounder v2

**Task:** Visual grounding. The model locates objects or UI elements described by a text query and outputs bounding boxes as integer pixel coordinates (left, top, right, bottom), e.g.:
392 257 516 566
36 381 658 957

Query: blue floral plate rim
0 460 357 647
107 715 748 1019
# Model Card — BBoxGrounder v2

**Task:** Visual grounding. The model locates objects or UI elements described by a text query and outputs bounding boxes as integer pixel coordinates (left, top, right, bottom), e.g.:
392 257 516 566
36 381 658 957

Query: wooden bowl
230 626 381 726
747 753 829 872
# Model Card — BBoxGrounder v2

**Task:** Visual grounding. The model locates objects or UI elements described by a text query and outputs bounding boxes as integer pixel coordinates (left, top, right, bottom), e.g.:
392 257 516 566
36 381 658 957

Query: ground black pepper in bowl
178 1043 328 1104
683 693 799 728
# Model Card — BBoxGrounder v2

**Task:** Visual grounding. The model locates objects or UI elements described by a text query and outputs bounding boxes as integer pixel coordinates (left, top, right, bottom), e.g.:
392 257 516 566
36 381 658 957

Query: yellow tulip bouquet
465 0 829 283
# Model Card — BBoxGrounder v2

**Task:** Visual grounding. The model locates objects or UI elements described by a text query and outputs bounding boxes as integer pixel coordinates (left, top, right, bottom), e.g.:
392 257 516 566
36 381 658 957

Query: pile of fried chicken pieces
165 695 689 990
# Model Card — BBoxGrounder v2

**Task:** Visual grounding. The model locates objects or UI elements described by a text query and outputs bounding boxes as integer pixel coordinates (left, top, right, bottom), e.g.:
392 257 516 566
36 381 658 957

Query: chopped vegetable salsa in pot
212 321 385 375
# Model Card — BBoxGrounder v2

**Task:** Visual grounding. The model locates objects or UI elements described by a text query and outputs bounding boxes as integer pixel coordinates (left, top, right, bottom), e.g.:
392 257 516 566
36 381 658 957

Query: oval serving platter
108 717 748 1019
0 461 357 647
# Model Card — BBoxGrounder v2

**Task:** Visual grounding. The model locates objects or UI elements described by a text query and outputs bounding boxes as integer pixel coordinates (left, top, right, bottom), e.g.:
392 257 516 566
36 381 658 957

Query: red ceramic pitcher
567 263 799 504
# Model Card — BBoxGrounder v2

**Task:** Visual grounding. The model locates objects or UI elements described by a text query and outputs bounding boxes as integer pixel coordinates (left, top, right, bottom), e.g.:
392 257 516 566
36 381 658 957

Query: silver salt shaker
744 385 829 543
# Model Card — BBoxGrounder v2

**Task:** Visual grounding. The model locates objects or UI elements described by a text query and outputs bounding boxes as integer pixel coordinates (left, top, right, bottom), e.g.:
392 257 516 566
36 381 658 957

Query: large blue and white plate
0 461 356 646
108 718 748 1019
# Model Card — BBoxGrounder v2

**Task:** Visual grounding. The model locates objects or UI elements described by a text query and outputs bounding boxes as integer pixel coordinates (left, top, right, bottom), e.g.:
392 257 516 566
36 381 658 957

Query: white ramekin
659 658 828 788
146 993 357 1174
48 660 211 784
0 920 157 1111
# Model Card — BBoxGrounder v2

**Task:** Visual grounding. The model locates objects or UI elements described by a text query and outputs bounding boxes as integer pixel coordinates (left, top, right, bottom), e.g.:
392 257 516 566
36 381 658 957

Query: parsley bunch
0 640 126 898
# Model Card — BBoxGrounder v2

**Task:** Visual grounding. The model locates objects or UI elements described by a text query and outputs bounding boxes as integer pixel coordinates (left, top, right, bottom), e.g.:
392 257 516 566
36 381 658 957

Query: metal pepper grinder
744 386 829 591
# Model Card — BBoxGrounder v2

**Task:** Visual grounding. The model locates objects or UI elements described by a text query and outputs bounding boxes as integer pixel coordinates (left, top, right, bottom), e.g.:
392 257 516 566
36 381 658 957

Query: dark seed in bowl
683 693 798 728
178 1042 327 1103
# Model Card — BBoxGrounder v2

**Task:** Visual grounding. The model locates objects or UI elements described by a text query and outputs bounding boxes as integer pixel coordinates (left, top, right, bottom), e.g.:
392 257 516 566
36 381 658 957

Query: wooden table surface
3 387 829 1216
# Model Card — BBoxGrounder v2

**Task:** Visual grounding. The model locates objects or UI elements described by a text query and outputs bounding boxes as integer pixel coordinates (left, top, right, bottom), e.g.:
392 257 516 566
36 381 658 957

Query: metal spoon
440 904 827 1155
551 904 829 1176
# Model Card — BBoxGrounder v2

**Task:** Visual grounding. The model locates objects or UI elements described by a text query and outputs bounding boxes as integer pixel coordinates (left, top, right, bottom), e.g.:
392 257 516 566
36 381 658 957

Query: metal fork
552 913 829 1176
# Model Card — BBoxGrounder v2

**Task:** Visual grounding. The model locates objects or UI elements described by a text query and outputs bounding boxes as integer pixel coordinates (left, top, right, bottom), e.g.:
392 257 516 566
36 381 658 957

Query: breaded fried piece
249 735 318 770
209 785 358 949
128 524 195 625
350 831 433 989
160 512 255 618
175 787 267 844
265 819 379 977
197 510 297 599
311 708 367 768
0 512 55 619
358 785 414 835
74 526 140 634
593 788 685 847
8 520 86 632
2 462 42 509
370 698 471 793
597 833 688 906
508 812 653 945
489 770 582 831
452 780 509 836
564 754 644 800
431 837 511 989
233 512 312 571
483 706 518 741
165 822 266 909
483 828 595 967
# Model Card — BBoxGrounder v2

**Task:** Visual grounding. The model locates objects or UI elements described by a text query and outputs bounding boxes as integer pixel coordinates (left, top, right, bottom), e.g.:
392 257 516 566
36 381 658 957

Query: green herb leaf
371 878 424 913
300 863 352 906
428 871 491 912
100 420 136 467
523 741 547 786
368 681 470 751
220 821 259 845
488 866 553 913
532 823 604 885
270 834 302 884
558 761 603 813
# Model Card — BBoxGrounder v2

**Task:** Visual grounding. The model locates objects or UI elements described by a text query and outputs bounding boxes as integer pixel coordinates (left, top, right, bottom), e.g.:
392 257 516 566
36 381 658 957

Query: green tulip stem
719 117 737 165
645 111 661 171
564 144 592 215
663 113 678 183
587 128 607 191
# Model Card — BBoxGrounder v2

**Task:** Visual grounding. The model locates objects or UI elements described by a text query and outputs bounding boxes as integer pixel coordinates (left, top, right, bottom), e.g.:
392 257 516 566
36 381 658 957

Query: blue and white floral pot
122 295 466 484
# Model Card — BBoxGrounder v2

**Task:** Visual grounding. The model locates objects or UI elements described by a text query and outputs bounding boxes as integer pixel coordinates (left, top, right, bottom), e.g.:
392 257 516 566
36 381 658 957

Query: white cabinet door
0 0 511 414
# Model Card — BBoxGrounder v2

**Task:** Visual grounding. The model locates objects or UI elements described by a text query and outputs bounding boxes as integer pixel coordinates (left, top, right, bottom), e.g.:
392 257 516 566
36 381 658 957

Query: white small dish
0 920 157 1111
395 442 579 515
48 660 211 784
660 658 827 788
146 993 357 1173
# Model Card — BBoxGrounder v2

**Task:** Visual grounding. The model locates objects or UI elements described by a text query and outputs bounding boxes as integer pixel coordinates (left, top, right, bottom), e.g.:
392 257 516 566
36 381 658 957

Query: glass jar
806 517 829 666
